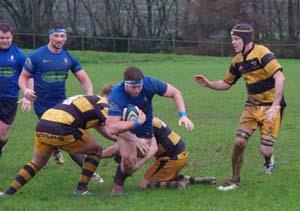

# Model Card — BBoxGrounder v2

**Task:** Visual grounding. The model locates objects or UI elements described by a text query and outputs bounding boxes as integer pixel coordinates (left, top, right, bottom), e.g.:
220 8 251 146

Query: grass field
0 51 299 211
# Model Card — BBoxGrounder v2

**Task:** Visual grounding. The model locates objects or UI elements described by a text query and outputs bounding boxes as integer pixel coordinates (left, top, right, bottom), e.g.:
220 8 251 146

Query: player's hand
179 116 194 131
24 88 37 101
265 105 280 121
17 97 32 112
135 138 150 157
136 110 146 125
194 74 210 87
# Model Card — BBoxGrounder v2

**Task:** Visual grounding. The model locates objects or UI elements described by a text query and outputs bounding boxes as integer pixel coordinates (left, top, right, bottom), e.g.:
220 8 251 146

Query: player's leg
140 152 188 190
53 148 64 164
0 99 18 158
260 106 282 175
218 106 256 191
111 136 137 196
63 131 102 195
0 121 10 158
0 137 53 196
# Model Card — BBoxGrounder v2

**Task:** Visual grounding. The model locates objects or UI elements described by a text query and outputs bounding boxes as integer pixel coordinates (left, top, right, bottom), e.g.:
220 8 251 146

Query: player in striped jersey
102 117 216 193
0 95 146 196
194 23 285 191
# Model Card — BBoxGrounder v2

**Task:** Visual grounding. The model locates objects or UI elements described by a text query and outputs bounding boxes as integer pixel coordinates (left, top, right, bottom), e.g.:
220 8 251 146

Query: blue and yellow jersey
152 117 185 159
224 44 285 106
36 95 108 136
108 76 167 138
0 43 26 99
23 45 82 117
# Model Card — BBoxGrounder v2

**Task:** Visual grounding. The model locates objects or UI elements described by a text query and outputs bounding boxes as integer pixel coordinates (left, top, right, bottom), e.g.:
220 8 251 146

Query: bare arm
194 74 231 90
163 83 194 130
18 70 36 101
105 110 146 135
265 70 285 120
74 69 93 95
94 125 117 142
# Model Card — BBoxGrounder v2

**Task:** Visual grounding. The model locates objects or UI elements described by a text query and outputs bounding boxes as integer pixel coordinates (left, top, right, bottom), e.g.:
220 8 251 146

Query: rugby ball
122 104 139 120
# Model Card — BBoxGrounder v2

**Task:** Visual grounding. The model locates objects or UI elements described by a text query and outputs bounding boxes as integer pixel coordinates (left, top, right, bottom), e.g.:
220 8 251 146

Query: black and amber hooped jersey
224 44 285 106
152 117 185 159
37 95 108 134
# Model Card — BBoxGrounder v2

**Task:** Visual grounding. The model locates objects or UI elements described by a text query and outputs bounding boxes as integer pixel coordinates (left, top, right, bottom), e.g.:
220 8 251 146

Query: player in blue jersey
107 66 194 195
17 21 101 180
0 23 30 158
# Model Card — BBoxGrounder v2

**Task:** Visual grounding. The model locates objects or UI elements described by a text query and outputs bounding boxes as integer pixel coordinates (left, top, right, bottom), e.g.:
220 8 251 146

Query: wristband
133 119 141 127
179 111 187 118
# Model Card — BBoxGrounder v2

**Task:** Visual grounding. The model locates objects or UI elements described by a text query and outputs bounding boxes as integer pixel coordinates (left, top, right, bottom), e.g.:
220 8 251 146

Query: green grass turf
0 51 299 211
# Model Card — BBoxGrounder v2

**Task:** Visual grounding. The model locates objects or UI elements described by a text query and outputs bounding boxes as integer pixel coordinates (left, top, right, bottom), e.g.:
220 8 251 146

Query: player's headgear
124 66 144 86
48 20 67 35
231 23 254 46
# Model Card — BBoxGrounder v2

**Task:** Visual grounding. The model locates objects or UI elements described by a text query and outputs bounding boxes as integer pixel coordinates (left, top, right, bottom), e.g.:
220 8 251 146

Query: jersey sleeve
223 62 241 85
148 77 167 96
23 53 36 75
68 54 82 73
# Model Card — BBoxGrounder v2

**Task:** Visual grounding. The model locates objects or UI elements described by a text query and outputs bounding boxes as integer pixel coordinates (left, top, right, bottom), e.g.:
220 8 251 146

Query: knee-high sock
147 181 180 189
0 139 7 153
77 155 100 190
5 161 38 195
69 153 85 167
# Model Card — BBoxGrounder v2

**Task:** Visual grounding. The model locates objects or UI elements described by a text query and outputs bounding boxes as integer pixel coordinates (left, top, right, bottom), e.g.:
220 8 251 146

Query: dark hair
123 66 144 81
231 23 254 45
0 23 14 33
49 20 65 30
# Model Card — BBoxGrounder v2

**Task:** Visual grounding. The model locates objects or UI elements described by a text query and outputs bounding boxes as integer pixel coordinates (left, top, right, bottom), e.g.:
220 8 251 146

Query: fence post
32 34 36 49
127 37 131 54
81 36 84 51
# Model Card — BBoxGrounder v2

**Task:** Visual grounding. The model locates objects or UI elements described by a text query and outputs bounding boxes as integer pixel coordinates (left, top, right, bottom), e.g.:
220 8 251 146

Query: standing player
194 23 285 191
107 66 194 195
17 21 102 181
0 94 146 196
0 23 29 158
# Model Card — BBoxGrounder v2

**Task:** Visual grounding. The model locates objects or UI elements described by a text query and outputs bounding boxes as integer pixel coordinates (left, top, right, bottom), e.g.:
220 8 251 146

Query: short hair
49 20 65 30
0 23 14 33
123 66 144 81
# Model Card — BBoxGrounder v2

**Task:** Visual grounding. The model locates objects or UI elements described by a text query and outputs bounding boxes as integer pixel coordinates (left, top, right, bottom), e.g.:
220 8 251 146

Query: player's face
49 32 67 50
125 84 143 97
231 35 243 53
0 31 13 50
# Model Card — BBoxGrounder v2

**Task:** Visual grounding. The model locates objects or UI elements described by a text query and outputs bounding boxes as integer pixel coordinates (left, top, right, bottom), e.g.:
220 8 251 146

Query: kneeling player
102 117 216 194
0 95 145 196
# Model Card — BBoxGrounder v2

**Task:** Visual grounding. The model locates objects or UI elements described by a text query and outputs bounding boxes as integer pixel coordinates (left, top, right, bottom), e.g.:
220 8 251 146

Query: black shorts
0 98 18 125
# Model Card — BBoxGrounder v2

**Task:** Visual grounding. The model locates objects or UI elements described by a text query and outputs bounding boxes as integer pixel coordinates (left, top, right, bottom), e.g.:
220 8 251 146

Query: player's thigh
144 157 188 182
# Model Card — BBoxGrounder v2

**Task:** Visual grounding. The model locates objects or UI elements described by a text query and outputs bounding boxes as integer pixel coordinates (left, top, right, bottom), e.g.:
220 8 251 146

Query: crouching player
0 95 145 196
102 117 216 193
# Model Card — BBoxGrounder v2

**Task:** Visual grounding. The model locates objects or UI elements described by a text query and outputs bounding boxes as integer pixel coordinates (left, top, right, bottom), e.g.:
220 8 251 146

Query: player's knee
260 145 273 156
235 138 247 148
122 156 137 171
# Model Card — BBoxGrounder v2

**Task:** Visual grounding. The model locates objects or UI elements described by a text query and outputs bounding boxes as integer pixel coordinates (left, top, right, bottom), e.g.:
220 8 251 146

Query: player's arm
74 69 93 95
163 83 194 130
265 70 285 120
18 69 36 101
131 137 158 172
105 110 146 135
194 74 231 90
